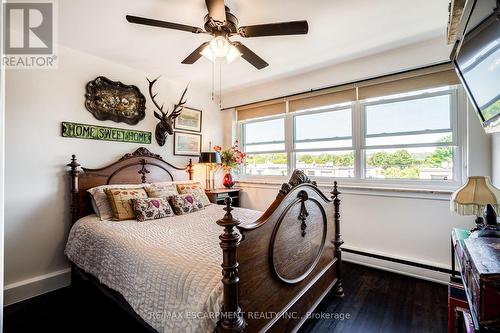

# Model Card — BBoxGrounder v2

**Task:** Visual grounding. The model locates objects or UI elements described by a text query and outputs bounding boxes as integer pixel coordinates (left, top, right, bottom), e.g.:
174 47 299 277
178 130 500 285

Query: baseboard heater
342 247 456 275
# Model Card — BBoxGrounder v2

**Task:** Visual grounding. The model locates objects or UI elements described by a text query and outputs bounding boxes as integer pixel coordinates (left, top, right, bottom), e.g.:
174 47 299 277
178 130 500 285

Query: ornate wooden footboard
216 170 343 333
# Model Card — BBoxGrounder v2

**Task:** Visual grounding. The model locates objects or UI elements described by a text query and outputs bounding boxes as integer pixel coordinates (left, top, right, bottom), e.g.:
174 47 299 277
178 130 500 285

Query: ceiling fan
126 0 309 70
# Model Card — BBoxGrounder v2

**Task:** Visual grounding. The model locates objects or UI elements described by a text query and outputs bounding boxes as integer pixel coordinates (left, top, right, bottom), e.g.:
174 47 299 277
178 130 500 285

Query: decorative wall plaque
62 122 151 144
85 76 146 125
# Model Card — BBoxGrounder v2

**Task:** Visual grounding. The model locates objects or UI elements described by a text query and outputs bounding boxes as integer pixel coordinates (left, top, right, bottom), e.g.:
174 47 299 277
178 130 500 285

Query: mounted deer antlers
147 77 188 146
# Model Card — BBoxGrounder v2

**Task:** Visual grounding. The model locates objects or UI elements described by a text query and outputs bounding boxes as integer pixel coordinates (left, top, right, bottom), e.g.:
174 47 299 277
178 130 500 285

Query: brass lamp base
205 164 216 191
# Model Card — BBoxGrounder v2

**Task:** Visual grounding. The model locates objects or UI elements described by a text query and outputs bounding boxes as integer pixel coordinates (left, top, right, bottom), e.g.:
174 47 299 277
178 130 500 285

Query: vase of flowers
214 141 247 189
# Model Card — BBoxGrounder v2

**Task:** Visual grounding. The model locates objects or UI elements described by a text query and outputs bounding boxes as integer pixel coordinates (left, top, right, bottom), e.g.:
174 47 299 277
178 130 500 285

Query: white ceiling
59 0 450 92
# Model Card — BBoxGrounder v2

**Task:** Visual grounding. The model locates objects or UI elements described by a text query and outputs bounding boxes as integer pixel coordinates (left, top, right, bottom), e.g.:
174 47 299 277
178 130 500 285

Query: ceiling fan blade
126 15 204 34
233 42 268 70
238 20 308 37
181 42 210 64
205 0 226 23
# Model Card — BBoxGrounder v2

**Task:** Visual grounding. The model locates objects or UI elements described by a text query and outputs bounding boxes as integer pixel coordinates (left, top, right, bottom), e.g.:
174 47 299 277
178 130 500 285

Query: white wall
4 45 225 304
492 133 500 187
468 103 492 177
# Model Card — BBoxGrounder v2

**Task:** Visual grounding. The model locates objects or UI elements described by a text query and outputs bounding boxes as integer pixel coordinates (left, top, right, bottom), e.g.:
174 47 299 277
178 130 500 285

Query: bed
65 147 344 333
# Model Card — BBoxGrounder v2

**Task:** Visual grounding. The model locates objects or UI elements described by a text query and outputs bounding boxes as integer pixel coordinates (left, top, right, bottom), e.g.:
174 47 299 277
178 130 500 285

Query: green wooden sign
61 122 151 144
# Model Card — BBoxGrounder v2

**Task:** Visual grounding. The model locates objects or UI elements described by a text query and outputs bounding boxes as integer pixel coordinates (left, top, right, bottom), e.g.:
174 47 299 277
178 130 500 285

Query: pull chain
219 61 222 108
211 60 215 101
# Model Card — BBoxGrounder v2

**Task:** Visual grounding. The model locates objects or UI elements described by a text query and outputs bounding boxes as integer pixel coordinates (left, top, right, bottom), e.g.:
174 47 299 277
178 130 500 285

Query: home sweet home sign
61 121 151 144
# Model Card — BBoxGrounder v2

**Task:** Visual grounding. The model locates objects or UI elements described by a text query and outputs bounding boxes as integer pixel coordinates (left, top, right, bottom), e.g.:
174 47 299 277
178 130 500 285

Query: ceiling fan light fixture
226 44 242 64
200 44 216 62
209 36 230 57
201 36 241 64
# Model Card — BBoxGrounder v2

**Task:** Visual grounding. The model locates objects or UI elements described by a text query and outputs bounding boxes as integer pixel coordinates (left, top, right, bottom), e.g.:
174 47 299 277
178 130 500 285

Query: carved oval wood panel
269 193 327 284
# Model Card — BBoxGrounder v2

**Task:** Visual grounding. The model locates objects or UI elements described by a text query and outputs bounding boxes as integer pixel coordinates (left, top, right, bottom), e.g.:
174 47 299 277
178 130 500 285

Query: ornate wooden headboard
67 147 194 223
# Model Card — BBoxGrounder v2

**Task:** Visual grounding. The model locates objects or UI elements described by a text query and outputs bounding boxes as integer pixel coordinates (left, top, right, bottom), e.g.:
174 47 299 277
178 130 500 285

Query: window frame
361 88 457 149
238 85 467 190
240 114 288 177
292 105 355 179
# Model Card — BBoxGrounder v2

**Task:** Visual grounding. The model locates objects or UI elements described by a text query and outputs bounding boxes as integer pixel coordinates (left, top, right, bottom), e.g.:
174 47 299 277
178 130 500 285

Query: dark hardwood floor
299 263 447 333
3 263 447 333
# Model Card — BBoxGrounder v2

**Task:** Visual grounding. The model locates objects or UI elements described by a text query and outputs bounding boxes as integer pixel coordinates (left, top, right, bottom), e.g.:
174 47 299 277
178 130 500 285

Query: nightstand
205 188 240 207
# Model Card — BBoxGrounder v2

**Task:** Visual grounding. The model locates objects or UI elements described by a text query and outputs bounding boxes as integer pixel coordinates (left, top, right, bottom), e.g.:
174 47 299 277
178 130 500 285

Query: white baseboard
342 251 450 284
4 268 71 306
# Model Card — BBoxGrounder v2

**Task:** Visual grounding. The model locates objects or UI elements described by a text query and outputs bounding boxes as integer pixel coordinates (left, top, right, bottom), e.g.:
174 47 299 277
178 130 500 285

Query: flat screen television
453 10 500 132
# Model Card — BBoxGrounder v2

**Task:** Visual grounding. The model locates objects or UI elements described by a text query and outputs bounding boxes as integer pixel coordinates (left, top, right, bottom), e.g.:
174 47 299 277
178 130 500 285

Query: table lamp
451 176 500 231
198 151 221 190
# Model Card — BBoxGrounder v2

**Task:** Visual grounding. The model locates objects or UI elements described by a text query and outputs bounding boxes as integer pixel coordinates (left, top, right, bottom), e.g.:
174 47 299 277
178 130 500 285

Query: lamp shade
451 176 500 216
198 152 221 164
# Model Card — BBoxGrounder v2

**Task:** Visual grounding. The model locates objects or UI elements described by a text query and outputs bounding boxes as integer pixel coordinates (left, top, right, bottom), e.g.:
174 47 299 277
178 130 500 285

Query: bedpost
331 181 344 297
216 197 246 333
68 155 80 224
187 158 194 180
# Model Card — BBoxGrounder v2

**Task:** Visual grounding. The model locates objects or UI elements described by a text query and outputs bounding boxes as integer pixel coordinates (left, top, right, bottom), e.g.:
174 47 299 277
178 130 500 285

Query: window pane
295 139 352 150
296 151 355 178
365 147 454 180
245 153 287 176
365 86 452 102
366 132 453 147
244 118 284 144
245 143 285 153
365 94 451 135
295 109 352 142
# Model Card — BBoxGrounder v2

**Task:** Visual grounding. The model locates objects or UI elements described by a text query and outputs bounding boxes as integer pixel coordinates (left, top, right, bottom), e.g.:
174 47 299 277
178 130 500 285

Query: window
293 107 354 178
362 89 456 181
242 117 287 176
238 77 465 189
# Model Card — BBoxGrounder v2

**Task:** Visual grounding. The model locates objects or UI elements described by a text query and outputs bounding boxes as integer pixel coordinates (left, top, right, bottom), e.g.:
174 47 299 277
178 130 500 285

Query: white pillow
88 184 145 220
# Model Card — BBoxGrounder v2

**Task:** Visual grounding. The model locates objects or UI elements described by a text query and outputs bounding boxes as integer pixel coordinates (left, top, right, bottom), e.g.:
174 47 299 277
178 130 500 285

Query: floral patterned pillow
176 182 211 206
104 188 148 221
131 198 174 222
168 193 205 215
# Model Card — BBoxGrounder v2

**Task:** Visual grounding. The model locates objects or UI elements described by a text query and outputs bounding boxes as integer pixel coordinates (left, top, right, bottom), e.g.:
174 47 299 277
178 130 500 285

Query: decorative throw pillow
176 182 211 206
104 188 148 221
169 193 205 215
144 183 178 198
131 198 174 222
88 184 145 220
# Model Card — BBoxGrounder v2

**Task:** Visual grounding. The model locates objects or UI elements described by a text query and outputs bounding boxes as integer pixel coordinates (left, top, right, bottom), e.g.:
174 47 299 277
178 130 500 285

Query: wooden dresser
450 229 500 332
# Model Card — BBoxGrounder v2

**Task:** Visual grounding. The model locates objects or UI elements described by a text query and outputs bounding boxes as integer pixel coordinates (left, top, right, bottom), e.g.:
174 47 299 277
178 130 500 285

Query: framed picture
173 132 202 156
174 106 202 132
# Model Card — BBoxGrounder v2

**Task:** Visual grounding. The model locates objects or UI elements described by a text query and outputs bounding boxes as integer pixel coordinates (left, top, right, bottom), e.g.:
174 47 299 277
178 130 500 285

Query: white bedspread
65 204 262 333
